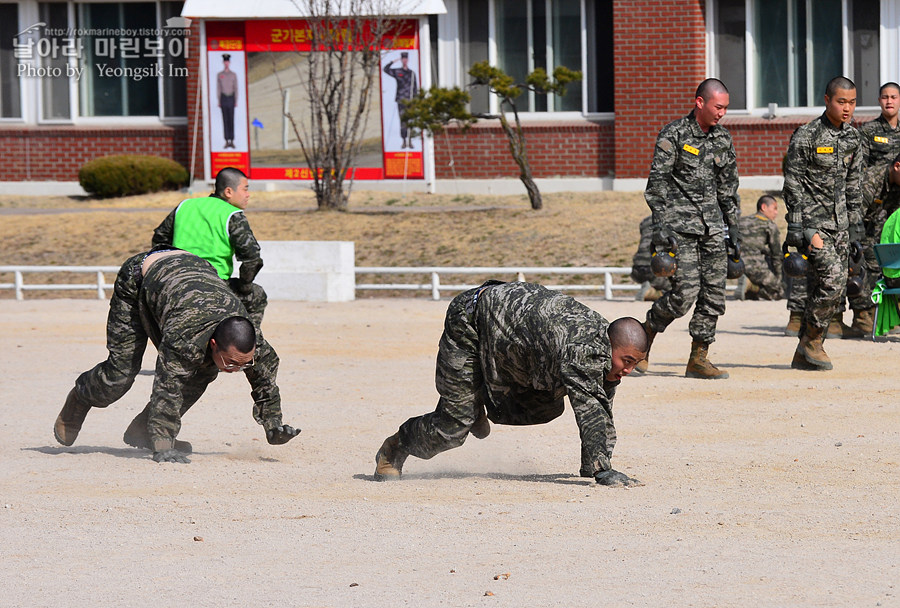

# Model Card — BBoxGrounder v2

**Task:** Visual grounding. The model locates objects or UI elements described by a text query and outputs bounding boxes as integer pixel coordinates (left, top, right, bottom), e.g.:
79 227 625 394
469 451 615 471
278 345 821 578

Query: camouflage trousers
631 265 675 293
397 284 564 460
743 258 783 300
646 232 727 344
803 230 850 329
72 254 219 419
235 282 268 328
70 253 282 442
847 232 882 313
786 274 808 312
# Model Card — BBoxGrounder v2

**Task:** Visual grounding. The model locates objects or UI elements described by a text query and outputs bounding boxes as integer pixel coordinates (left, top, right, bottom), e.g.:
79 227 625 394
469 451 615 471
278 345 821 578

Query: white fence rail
0 266 120 300
1 265 640 301
355 266 637 300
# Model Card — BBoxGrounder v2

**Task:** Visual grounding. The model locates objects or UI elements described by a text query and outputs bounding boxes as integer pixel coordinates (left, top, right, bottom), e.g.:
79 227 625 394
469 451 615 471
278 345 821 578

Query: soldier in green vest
152 167 267 327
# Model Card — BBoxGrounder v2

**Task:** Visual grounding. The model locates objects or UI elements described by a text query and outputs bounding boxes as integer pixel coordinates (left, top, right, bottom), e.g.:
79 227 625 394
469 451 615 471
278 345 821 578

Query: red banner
245 19 417 52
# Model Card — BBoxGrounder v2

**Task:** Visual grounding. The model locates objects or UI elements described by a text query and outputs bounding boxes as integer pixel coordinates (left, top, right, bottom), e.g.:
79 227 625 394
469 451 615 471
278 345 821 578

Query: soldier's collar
687 110 711 136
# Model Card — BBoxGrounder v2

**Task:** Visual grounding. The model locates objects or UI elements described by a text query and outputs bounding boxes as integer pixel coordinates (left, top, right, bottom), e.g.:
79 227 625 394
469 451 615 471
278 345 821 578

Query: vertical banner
380 45 423 179
207 23 249 177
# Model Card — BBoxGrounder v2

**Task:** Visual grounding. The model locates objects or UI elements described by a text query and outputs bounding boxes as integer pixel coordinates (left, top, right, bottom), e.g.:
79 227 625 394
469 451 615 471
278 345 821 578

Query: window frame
17 0 187 125
705 0 887 116
0 2 25 121
470 0 597 118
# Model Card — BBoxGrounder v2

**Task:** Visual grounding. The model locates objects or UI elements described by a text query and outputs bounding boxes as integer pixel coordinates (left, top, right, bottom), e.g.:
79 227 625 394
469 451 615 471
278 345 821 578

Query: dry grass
0 187 777 270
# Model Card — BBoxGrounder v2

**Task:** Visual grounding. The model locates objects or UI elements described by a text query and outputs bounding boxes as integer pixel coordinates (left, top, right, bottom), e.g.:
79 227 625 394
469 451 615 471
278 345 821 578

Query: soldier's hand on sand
152 449 191 464
266 425 300 445
594 469 642 487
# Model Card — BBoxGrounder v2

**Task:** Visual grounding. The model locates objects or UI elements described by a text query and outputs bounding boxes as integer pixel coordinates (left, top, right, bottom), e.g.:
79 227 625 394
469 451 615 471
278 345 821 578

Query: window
711 0 881 110
0 3 22 118
457 0 608 115
35 0 187 121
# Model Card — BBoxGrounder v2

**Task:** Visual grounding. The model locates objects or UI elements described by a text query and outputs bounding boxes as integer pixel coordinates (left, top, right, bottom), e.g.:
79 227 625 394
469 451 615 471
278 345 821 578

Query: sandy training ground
1 297 898 607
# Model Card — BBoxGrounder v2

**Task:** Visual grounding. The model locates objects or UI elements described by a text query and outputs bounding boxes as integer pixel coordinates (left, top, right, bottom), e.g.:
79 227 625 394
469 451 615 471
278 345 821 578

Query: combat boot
470 402 490 439
123 407 193 454
54 388 91 446
827 313 864 339
851 308 875 335
643 287 663 301
633 322 657 374
784 311 804 337
793 323 832 370
374 433 408 481
684 340 729 379
736 275 748 300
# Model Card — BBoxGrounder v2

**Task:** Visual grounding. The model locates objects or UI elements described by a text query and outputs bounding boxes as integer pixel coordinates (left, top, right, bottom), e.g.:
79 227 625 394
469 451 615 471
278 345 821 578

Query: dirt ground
1 296 898 607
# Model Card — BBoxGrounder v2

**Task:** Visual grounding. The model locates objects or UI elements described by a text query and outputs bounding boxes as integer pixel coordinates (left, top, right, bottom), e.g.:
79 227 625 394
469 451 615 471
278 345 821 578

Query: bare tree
279 0 405 210
404 61 582 210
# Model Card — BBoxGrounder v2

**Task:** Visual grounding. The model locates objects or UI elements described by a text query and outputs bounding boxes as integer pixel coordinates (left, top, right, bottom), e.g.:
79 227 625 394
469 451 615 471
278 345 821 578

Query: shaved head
825 76 855 98
696 78 729 101
608 317 649 354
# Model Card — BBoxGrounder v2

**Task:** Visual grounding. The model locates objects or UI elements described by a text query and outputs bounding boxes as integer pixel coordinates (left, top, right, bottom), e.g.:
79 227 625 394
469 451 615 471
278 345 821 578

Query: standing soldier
217 54 238 149
737 195 783 301
631 215 675 301
53 249 300 463
847 82 900 334
383 51 418 149
638 78 741 379
152 167 267 328
373 281 648 487
782 76 864 371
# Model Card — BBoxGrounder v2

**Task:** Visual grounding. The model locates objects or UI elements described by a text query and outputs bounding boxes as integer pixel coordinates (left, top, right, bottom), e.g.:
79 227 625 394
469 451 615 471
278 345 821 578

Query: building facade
1 0 897 190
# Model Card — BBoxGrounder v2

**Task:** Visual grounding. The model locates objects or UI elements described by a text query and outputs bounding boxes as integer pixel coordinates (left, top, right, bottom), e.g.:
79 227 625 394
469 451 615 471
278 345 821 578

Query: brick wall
613 0 707 179
0 126 188 181
433 119 614 179
0 24 203 183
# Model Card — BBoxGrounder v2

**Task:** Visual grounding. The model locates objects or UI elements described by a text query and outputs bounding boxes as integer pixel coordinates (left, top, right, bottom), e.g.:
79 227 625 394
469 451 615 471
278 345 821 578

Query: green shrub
79 155 189 198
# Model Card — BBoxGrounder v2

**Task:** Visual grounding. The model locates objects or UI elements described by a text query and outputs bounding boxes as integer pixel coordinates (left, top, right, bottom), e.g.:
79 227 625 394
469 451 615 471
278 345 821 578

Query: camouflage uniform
739 212 783 300
70 251 284 449
644 110 741 343
631 215 675 292
782 113 864 329
153 198 267 326
849 117 900 311
396 282 620 477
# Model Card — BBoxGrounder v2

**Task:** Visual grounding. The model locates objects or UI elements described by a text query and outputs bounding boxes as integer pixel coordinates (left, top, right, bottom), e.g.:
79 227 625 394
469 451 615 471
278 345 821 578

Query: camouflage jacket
138 253 282 443
632 215 654 268
859 115 900 215
864 167 900 236
783 113 863 241
739 213 782 276
476 282 620 476
152 195 264 292
644 110 741 239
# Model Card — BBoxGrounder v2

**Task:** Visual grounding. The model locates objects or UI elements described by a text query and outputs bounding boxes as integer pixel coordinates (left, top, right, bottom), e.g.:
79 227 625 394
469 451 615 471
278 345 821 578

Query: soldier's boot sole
784 312 804 337
798 325 833 370
122 409 193 454
684 341 729 379
839 316 866 339
470 403 490 440
374 433 408 481
54 388 92 446
791 350 828 370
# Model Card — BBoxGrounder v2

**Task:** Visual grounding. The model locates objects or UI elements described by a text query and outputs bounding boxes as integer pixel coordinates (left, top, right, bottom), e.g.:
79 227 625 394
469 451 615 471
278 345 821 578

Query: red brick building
2 0 896 191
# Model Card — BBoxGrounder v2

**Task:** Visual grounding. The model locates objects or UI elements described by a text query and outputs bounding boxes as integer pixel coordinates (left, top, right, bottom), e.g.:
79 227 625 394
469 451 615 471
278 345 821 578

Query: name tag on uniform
816 146 833 154
874 136 889 144
683 144 700 156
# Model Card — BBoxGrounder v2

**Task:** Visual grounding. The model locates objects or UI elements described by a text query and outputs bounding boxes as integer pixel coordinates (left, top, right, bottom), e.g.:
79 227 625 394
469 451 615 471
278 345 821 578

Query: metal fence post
14 270 23 301
96 271 106 299
431 272 440 300
517 271 525 282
